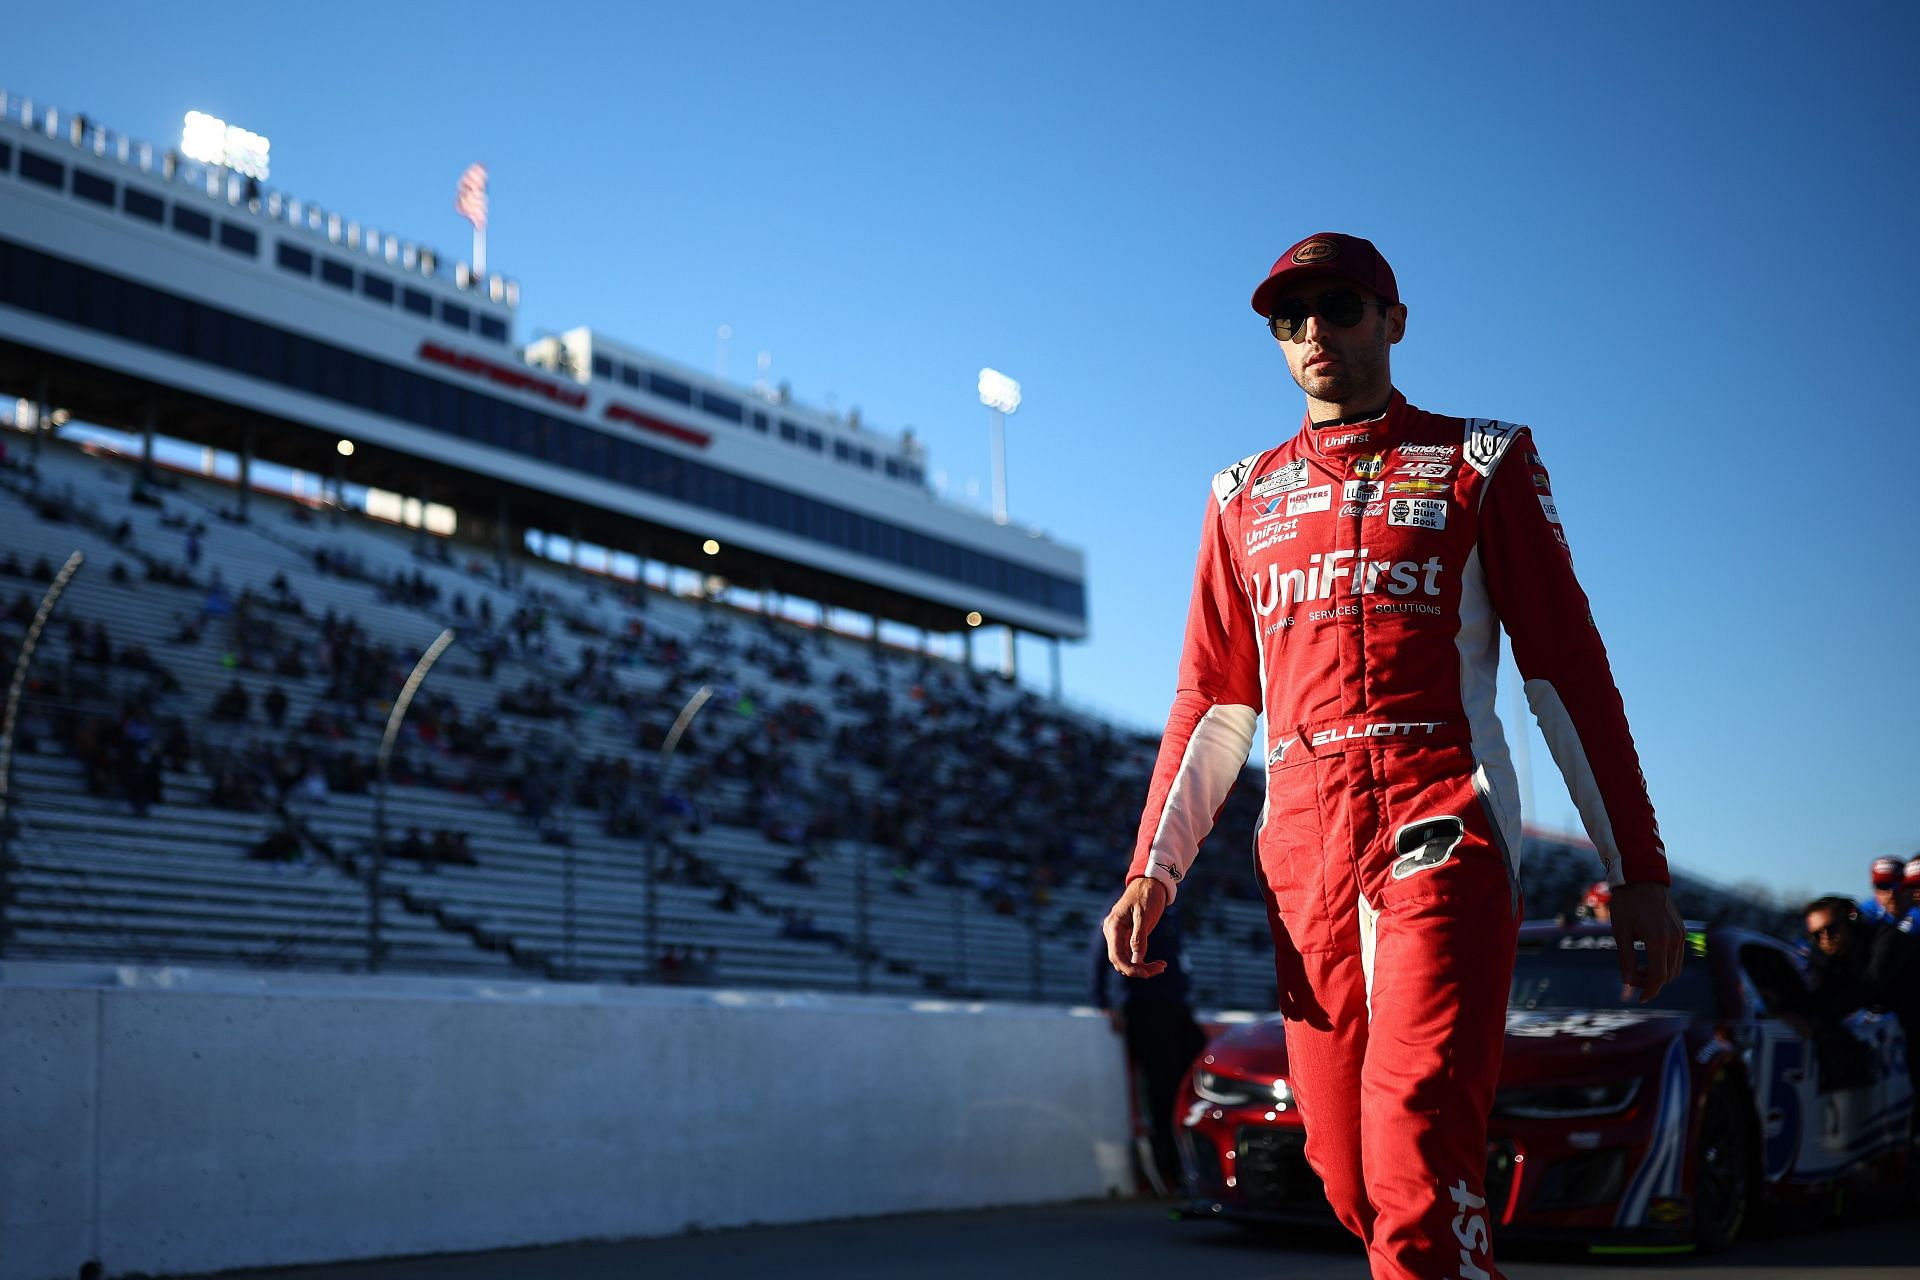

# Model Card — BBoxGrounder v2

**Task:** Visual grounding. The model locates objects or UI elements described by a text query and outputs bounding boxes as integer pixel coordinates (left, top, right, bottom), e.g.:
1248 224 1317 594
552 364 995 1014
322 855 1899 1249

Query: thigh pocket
1389 815 1464 881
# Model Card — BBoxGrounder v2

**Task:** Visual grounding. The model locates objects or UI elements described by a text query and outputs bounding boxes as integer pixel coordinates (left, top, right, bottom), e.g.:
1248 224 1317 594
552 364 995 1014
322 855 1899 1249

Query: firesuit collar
1304 390 1404 455
1312 398 1394 430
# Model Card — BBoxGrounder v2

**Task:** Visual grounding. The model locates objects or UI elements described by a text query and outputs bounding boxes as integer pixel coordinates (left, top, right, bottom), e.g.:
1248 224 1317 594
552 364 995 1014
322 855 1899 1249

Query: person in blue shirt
1859 856 1908 928
1090 904 1206 1196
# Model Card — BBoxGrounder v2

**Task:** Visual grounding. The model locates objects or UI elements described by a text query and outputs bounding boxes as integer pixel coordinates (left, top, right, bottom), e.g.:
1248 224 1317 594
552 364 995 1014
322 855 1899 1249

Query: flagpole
474 223 485 277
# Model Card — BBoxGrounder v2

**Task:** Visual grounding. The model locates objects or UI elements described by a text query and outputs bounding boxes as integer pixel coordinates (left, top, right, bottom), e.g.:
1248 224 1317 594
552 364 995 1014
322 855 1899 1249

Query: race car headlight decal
1493 1078 1641 1118
1193 1069 1270 1107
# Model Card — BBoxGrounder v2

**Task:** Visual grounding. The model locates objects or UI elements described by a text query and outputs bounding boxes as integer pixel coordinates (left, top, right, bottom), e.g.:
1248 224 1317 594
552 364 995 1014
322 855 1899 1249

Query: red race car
1176 921 1915 1253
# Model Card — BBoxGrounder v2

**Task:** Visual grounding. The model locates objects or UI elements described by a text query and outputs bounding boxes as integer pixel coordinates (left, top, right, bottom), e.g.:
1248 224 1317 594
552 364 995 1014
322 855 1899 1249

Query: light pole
977 369 1022 680
0 551 83 958
370 628 456 973
644 685 713 979
977 367 1021 525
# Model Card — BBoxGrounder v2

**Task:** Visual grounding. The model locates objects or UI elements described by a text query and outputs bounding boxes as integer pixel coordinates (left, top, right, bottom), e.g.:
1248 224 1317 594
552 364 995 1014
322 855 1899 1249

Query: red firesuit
1129 391 1667 1280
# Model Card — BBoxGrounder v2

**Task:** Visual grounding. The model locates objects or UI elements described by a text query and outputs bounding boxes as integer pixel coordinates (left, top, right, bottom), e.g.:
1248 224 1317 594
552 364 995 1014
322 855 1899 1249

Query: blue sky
9 1 1917 904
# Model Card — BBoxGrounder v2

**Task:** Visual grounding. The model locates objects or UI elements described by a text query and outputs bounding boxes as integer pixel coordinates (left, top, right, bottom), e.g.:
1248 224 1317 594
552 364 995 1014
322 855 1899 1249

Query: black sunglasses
1266 289 1389 341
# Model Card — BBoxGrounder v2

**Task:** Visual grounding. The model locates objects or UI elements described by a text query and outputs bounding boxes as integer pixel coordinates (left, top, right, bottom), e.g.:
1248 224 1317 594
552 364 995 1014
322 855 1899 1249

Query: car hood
1195 1014 1291 1078
1499 1007 1697 1080
1193 1009 1699 1086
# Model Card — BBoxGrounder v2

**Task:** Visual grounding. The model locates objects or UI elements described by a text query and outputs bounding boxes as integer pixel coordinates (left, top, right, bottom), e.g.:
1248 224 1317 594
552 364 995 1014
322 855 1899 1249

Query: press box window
402 288 433 317
592 354 614 379
171 206 213 241
123 188 164 224
751 411 769 434
320 258 354 290
440 301 471 331
620 364 641 389
477 314 507 342
778 420 799 443
361 272 395 304
17 149 63 189
0 141 12 172
276 243 314 275
804 430 824 453
700 391 743 424
72 169 116 208
649 372 692 405
218 222 258 256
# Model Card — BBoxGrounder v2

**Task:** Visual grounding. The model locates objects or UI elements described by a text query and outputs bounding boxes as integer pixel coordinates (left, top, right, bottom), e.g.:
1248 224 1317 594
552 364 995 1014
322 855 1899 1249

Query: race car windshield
1509 938 1717 1014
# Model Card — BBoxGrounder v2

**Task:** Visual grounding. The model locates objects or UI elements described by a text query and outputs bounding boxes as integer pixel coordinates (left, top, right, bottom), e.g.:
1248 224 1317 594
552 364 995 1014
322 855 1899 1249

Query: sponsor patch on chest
1286 483 1333 515
1387 498 1447 531
1252 459 1311 497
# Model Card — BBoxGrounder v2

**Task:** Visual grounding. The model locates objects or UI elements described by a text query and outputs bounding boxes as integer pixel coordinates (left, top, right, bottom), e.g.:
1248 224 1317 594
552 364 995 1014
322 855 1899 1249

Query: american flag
454 163 488 230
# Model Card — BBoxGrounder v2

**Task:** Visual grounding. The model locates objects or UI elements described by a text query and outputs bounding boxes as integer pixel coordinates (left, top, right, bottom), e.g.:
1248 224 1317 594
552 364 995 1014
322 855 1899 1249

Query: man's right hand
1103 876 1169 978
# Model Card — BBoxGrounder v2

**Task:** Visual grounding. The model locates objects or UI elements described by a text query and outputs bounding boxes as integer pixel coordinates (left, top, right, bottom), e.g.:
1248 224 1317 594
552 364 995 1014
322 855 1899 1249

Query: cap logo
1292 238 1340 265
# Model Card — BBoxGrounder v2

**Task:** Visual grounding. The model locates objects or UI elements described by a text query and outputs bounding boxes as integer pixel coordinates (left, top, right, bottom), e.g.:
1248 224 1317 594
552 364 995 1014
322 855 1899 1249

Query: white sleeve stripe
1523 677 1625 884
1146 702 1259 901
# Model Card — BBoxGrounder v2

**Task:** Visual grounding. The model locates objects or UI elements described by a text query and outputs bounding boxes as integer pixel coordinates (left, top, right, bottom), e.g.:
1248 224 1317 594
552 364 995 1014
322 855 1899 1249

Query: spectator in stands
246 819 302 863
1091 905 1207 1196
1860 856 1911 928
1801 895 1920 1093
296 758 331 805
399 828 430 865
714 882 742 913
1904 858 1920 932
210 678 250 722
1576 881 1612 923
263 684 289 729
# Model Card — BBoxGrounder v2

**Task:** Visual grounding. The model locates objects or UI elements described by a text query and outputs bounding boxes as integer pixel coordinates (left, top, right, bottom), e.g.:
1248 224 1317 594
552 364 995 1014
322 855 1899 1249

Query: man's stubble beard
1290 323 1392 408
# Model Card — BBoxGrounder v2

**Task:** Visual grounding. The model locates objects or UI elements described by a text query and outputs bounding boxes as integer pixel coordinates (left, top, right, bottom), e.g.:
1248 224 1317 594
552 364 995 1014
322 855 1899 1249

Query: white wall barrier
0 963 1133 1280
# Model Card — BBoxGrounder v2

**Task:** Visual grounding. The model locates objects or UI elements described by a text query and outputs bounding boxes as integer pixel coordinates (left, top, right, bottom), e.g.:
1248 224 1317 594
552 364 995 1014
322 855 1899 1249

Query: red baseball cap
1871 856 1903 888
1583 880 1612 909
1251 231 1400 318
1905 857 1920 887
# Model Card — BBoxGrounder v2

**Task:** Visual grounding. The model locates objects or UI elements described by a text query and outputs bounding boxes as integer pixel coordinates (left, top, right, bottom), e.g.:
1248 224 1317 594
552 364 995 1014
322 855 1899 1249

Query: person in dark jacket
1802 895 1920 1094
1090 905 1207 1195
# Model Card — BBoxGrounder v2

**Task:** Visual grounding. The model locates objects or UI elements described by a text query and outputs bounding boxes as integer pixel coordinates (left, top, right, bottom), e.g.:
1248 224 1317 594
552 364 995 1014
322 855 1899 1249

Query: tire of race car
1692 1079 1756 1253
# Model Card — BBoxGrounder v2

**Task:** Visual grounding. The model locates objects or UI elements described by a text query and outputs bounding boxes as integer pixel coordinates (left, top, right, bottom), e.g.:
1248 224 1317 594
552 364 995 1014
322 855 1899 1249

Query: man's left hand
1610 882 1685 1004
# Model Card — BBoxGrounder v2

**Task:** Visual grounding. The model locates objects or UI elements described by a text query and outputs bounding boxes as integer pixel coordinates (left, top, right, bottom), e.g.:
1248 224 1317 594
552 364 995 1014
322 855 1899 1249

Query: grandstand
0 434 1289 1004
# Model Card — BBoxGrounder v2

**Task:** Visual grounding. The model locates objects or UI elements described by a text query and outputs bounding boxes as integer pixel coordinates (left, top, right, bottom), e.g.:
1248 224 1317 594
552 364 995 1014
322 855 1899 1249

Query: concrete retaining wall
0 963 1132 1280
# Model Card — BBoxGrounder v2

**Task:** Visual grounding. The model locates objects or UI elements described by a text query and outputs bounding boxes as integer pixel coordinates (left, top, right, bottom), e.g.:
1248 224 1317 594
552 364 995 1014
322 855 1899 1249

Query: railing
0 89 518 308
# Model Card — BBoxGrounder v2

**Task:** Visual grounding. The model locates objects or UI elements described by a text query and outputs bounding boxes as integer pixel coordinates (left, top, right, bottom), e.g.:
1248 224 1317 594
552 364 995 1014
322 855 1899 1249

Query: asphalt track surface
189 1199 1920 1280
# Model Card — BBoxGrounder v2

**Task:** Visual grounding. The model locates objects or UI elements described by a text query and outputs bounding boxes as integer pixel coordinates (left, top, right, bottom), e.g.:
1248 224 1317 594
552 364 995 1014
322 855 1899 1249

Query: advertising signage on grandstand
0 97 1088 639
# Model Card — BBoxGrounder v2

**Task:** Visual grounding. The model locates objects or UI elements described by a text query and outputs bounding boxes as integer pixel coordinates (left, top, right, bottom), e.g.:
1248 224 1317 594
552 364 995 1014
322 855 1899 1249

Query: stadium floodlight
965 611 983 627
702 539 720 555
336 439 355 456
977 368 1021 415
180 111 271 180
978 368 1021 525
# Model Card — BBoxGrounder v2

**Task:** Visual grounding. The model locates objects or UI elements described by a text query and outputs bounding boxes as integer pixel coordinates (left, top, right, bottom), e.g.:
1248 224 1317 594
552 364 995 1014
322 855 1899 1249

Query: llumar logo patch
1292 238 1339 265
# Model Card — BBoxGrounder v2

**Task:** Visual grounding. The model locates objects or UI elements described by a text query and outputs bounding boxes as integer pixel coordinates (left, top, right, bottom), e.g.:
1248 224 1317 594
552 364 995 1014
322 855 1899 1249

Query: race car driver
1102 231 1683 1280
